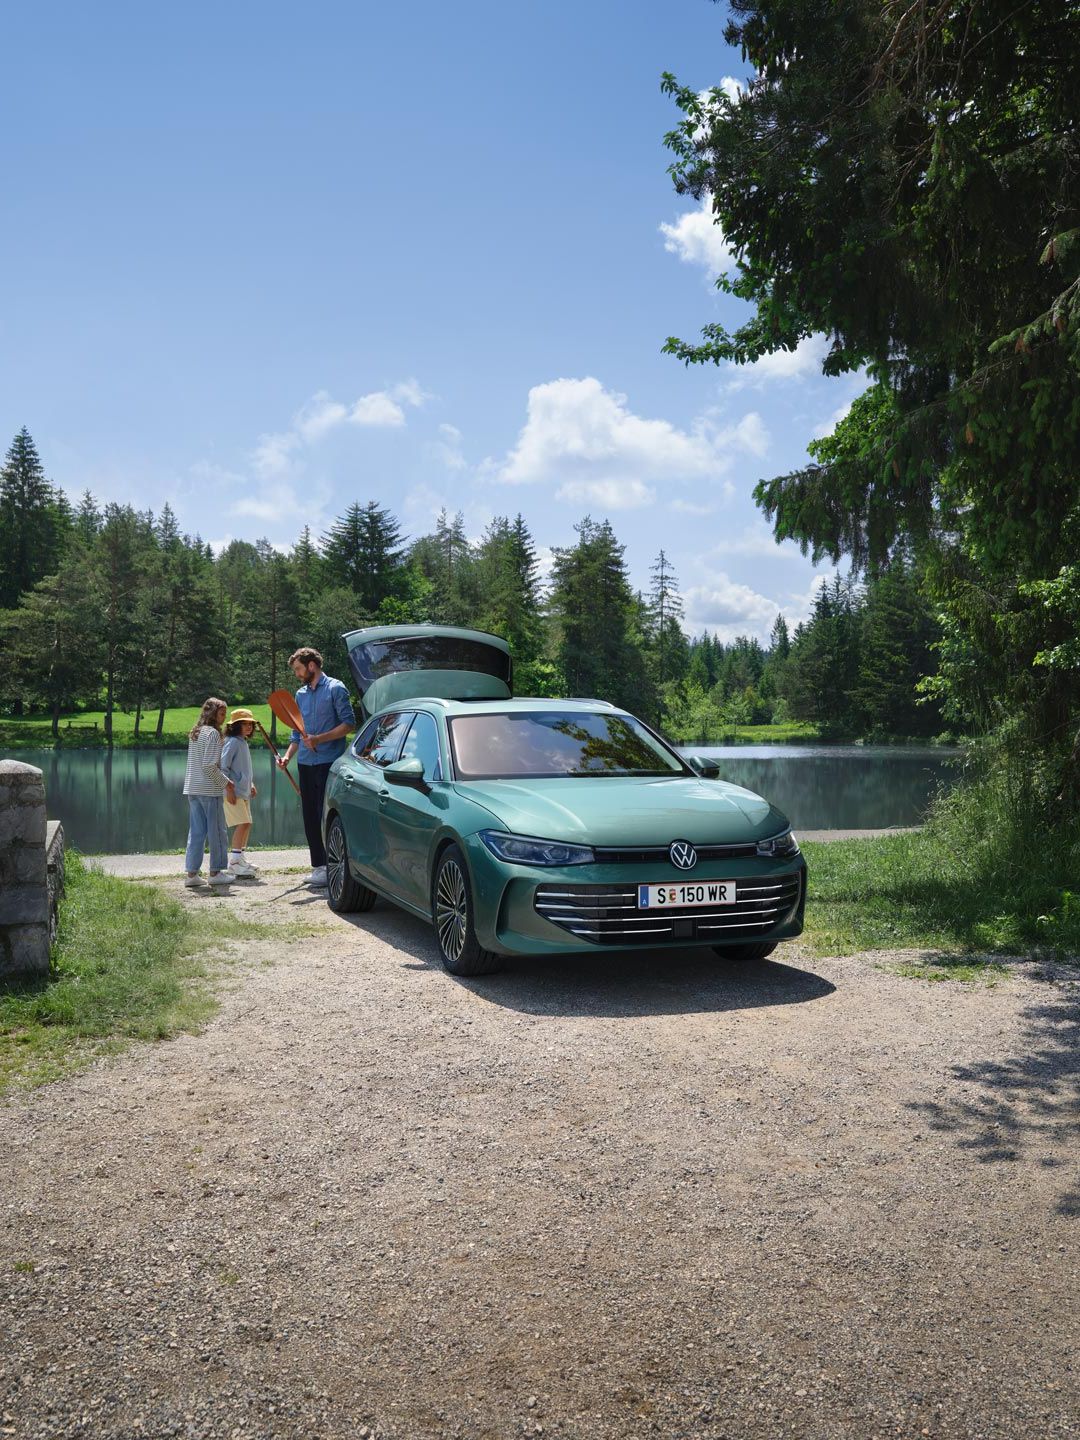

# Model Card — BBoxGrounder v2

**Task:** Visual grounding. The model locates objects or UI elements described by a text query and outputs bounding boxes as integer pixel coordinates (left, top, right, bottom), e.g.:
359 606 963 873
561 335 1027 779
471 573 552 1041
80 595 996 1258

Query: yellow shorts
224 796 252 827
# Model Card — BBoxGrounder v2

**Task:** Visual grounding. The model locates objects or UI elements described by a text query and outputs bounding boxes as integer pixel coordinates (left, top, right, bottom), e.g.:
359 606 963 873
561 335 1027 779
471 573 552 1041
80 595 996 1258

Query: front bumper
461 833 807 956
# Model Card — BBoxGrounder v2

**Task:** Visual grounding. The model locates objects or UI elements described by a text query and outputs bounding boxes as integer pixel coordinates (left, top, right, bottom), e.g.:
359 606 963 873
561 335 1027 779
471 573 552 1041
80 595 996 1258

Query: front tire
713 941 777 962
325 814 377 914
432 845 504 976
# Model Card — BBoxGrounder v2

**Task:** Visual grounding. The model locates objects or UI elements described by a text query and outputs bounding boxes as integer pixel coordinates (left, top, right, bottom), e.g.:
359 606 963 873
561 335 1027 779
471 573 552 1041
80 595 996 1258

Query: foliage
803 740 1080 959
0 427 944 747
0 855 208 1092
663 0 1080 796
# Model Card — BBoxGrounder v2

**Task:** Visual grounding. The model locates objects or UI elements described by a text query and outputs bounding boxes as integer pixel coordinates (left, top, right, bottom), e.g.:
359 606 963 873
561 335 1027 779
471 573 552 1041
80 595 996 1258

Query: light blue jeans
185 795 229 873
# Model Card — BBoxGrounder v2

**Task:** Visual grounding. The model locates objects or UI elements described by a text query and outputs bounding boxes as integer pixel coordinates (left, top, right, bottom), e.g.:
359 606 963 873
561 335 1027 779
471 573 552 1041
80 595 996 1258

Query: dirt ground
2 869 1078 1440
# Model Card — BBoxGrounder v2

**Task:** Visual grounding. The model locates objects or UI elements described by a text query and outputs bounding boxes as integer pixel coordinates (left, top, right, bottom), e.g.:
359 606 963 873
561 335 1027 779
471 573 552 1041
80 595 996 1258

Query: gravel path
87 829 919 878
2 870 1078 1440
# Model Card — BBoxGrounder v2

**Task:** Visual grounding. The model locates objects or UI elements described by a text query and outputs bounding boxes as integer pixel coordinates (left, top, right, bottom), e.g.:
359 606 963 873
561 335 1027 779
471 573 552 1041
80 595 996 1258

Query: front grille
534 873 802 946
591 841 758 863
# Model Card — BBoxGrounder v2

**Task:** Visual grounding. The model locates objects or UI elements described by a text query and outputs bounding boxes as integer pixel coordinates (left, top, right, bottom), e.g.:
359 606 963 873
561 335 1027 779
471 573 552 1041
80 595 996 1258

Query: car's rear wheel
325 814 377 914
713 941 777 962
432 845 504 976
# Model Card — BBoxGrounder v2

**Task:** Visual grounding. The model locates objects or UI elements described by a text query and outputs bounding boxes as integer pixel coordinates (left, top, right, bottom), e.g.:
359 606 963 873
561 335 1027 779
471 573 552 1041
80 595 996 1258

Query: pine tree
647 549 689 693
0 428 68 608
321 501 405 612
548 517 651 713
156 503 181 552
474 514 546 684
74 490 102 543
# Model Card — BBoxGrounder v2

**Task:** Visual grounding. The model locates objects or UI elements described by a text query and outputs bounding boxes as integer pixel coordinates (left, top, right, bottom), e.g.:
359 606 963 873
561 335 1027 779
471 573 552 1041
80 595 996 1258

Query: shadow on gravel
338 906 835 1018
908 972 1080 1216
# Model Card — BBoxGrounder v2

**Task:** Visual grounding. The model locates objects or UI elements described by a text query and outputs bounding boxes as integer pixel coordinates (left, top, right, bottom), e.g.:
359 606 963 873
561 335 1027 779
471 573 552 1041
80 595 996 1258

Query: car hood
451 775 788 847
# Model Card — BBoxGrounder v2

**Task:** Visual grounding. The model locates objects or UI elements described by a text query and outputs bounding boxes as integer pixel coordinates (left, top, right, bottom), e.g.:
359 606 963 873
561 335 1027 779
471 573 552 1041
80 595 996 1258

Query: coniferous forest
0 427 943 745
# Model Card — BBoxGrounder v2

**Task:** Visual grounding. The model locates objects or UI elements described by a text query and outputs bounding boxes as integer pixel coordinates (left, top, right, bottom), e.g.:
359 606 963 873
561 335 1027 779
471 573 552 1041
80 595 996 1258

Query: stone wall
0 760 51 980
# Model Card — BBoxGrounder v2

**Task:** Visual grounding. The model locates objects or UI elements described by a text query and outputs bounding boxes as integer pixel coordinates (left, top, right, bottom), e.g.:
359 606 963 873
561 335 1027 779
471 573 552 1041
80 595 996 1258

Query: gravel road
2 869 1078 1440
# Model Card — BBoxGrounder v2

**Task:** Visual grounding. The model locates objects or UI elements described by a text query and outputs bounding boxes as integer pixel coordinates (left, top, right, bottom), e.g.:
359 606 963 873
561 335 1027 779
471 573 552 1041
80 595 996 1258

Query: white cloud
349 391 407 427
555 477 655 510
295 391 349 441
671 498 719 517
491 377 757 510
251 380 426 476
660 194 735 277
683 572 781 642
724 333 830 391
431 422 466 471
709 520 805 560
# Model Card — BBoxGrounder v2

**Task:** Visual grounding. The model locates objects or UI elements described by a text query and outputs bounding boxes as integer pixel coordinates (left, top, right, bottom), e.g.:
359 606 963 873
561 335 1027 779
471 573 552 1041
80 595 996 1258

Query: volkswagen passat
322 625 806 976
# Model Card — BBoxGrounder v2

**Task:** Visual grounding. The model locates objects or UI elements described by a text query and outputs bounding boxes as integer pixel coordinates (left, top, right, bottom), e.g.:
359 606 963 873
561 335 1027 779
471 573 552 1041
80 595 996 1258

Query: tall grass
0 855 215 1092
804 734 1080 959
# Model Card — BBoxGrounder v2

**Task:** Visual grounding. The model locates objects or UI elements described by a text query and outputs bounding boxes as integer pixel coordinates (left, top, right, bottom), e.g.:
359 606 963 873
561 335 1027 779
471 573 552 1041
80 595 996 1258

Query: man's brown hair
288 647 323 670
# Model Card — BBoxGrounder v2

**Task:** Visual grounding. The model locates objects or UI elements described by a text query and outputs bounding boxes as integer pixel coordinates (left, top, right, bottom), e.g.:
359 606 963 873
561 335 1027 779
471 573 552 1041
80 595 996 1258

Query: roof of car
375 696 623 718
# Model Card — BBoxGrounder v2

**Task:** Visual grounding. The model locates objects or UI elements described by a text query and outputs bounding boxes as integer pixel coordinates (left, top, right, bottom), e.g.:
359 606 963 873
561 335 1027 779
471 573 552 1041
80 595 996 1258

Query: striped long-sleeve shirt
182 726 228 796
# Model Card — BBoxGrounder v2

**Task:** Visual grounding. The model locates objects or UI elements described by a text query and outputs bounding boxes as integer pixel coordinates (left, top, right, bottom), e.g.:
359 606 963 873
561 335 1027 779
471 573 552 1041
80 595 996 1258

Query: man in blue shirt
277 646 355 887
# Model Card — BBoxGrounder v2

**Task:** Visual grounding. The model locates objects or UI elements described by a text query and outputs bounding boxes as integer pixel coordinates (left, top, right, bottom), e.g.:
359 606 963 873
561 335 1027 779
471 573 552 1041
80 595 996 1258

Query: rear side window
400 711 443 781
352 718 380 756
356 712 411 768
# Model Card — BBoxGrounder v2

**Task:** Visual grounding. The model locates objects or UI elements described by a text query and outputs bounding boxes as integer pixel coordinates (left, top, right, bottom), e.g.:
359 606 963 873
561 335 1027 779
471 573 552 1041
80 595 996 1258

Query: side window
356 712 412 768
351 718 380 757
400 712 443 781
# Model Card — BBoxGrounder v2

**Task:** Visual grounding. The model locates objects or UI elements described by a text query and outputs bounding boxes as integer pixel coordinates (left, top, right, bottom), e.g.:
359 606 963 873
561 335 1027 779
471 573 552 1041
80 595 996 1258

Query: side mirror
385 756 428 789
687 754 722 779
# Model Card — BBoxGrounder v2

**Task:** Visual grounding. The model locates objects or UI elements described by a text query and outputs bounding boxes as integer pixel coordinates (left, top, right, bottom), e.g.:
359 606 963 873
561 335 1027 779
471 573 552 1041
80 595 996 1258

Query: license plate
638 880 736 909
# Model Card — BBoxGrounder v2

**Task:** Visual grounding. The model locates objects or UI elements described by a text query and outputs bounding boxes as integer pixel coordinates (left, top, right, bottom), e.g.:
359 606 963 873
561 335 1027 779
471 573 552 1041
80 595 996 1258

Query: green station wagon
322 625 806 976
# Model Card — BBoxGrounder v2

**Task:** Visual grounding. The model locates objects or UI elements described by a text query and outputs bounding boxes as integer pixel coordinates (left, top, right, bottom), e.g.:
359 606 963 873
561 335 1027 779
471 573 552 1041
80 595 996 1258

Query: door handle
378 789 390 804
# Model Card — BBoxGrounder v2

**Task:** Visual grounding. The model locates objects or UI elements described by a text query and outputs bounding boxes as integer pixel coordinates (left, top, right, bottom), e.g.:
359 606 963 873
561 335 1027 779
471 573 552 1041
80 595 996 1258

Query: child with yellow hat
221 708 259 878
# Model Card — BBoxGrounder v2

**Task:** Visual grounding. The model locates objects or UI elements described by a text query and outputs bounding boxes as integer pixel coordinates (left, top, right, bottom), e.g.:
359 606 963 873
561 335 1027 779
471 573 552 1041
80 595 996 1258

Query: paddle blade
268 689 306 734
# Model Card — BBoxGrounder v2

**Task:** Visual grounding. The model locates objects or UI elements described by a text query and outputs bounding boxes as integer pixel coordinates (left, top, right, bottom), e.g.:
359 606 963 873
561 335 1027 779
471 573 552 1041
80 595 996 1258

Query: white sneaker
228 860 257 879
305 866 328 888
207 872 234 888
184 873 206 888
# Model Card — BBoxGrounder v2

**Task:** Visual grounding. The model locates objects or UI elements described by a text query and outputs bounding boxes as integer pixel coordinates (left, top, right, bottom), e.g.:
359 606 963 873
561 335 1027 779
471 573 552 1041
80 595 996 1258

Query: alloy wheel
435 859 468 963
327 821 346 905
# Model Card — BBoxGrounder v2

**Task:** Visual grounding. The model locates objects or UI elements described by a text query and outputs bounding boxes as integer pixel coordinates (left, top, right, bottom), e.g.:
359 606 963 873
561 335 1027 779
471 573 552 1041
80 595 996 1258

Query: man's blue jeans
185 795 229 873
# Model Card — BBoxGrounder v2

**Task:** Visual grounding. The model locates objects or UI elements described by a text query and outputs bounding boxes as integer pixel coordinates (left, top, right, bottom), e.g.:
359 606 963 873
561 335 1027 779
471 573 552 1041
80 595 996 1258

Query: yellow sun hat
229 708 257 725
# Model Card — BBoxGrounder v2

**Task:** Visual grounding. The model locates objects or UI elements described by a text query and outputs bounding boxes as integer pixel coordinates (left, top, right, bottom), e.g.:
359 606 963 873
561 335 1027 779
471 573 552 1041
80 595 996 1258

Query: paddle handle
255 720 301 797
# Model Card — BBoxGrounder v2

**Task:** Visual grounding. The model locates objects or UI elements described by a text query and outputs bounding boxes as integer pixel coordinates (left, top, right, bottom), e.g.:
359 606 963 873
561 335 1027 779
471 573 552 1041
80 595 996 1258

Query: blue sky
1 0 857 639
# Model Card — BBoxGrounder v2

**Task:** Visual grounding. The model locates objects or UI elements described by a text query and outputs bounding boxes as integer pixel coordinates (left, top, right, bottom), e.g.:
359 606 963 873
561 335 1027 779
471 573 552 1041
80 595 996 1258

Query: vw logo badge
669 840 698 870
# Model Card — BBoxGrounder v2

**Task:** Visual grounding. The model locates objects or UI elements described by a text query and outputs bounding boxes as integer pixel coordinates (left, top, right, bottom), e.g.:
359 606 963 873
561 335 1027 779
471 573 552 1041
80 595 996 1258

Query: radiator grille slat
534 874 801 946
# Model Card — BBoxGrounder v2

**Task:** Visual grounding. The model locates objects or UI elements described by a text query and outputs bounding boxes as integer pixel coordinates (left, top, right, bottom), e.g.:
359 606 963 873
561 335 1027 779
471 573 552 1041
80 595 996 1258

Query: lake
9 744 960 855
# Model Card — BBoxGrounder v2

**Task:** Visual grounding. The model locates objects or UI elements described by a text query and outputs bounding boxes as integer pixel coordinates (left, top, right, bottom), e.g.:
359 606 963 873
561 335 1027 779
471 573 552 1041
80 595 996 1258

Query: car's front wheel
713 941 777 962
325 814 377 914
432 845 504 976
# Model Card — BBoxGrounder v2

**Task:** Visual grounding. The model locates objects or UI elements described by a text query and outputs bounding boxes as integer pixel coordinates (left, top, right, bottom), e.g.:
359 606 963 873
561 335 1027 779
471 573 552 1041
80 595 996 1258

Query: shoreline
90 829 921 876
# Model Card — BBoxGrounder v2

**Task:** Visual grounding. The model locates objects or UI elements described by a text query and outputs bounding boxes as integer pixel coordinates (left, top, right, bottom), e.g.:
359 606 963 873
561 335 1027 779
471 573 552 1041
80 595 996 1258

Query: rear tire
325 814 377 914
713 941 777 962
432 845 504 976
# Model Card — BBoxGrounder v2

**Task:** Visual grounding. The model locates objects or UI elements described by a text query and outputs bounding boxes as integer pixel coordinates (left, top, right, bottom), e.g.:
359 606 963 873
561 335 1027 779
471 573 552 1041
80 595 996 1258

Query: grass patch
803 802 1080 967
0 702 283 751
0 855 229 1094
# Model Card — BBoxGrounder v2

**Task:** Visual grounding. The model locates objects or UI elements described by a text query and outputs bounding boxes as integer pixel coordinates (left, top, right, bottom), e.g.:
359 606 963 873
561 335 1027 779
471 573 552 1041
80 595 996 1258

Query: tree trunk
51 701 60 739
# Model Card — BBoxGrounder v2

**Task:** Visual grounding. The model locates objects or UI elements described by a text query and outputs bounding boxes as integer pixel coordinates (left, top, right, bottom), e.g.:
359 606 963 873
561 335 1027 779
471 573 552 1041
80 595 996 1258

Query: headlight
479 831 595 866
756 829 801 858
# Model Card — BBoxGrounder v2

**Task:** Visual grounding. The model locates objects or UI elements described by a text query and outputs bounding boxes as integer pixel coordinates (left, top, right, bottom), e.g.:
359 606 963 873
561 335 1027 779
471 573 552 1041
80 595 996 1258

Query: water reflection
693 745 959 830
18 748 310 854
6 743 959 854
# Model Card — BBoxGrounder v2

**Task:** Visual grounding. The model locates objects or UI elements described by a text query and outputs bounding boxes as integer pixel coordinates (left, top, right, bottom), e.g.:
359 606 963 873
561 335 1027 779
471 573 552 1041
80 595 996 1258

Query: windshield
448 711 686 780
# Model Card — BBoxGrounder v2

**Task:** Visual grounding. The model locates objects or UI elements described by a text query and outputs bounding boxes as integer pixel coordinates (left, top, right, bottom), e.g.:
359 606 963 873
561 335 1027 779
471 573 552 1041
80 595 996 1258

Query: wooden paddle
254 718 301 797
268 688 307 737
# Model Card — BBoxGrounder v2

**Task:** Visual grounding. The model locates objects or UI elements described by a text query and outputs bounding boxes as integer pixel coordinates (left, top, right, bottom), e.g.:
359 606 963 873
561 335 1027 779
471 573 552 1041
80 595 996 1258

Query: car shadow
334 902 836 1019
906 965 1080 1216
